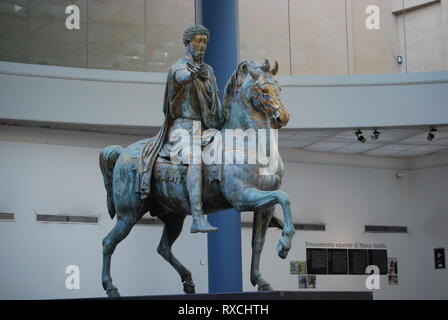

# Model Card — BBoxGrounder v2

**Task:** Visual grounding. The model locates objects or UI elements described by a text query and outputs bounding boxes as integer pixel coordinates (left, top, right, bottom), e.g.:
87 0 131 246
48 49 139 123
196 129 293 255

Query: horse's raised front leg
102 213 136 297
157 214 195 294
251 206 275 291
237 188 295 259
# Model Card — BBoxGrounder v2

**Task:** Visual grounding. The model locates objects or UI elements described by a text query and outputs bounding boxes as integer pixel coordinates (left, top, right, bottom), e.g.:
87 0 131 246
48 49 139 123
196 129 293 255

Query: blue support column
200 0 242 293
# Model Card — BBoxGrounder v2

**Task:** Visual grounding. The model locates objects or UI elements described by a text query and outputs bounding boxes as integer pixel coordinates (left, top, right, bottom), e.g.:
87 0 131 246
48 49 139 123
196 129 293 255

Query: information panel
306 249 328 274
368 250 388 275
348 249 369 275
328 249 348 274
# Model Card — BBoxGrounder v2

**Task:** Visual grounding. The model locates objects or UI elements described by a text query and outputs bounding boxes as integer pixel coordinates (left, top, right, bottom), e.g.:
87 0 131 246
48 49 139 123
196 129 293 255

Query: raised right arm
174 63 201 84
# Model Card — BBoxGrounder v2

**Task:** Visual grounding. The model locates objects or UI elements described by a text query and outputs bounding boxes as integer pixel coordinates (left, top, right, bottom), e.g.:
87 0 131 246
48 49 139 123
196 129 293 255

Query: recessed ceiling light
427 127 437 142
371 129 380 141
355 130 366 143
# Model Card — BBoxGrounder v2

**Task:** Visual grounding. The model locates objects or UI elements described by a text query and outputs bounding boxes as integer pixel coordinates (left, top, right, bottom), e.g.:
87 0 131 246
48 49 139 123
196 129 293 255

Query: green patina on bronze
99 25 294 298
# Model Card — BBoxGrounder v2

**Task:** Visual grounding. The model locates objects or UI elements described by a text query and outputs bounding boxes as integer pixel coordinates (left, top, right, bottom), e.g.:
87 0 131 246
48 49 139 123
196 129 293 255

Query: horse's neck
222 96 270 131
219 94 280 168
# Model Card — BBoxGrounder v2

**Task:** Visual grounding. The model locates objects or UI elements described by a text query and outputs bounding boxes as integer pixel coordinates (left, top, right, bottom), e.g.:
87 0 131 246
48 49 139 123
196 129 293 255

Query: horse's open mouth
272 116 282 128
271 110 289 129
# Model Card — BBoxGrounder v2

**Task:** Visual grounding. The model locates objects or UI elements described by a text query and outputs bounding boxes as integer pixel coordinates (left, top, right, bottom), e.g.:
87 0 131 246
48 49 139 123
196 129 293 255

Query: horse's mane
223 61 256 120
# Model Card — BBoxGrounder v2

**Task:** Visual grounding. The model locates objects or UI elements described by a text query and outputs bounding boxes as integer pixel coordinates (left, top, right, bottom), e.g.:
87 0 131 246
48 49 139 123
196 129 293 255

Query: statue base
92 291 373 300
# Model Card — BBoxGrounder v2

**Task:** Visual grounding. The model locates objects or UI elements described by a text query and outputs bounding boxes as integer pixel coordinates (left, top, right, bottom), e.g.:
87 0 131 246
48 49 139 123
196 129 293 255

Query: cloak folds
135 82 171 198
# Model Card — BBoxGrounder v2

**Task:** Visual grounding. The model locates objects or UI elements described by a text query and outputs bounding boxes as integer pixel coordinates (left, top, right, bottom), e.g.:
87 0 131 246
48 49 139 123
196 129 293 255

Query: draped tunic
137 54 224 197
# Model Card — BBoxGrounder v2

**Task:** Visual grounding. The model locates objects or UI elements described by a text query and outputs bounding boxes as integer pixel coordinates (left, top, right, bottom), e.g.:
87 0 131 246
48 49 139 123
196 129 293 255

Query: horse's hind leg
251 206 274 291
157 214 195 294
102 213 136 297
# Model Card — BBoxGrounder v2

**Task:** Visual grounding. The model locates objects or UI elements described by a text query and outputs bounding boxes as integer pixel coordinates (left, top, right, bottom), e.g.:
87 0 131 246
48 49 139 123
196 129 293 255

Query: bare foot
191 216 218 233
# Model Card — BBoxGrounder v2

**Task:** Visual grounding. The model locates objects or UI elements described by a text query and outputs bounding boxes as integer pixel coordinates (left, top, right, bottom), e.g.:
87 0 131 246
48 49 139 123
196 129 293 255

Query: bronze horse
99 60 294 297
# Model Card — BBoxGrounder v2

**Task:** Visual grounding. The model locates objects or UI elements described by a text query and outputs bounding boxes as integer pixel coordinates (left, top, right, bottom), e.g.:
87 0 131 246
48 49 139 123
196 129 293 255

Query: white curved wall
242 158 448 300
0 62 166 127
0 127 209 299
1 62 447 129
279 73 448 128
1 125 447 299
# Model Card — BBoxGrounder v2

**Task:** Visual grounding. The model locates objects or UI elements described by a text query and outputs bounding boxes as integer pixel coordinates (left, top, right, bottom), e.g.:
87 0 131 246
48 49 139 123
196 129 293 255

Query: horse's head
224 60 290 129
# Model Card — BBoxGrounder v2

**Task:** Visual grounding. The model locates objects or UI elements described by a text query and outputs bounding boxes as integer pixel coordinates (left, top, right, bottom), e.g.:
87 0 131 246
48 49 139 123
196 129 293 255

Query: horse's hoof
278 247 288 259
183 283 196 294
106 288 121 298
258 283 273 292
276 238 290 259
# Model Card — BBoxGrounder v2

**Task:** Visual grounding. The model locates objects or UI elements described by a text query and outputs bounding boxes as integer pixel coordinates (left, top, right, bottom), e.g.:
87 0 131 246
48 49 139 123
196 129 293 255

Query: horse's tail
99 145 123 219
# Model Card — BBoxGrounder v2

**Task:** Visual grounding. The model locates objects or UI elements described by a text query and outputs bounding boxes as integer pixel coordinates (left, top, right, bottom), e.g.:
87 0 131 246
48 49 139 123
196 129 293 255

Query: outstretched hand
187 62 204 79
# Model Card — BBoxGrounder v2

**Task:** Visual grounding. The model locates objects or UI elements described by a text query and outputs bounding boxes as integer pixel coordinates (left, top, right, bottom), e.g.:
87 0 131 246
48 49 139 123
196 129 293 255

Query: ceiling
278 127 448 158
2 119 448 159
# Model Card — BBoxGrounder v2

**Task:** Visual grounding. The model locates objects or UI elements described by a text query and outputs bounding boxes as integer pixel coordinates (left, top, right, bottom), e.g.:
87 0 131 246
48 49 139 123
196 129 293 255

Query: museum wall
0 0 196 72
2 0 448 75
241 159 413 299
397 1 447 73
0 62 167 127
240 155 448 299
407 165 448 299
1 125 447 299
239 0 448 75
0 126 209 299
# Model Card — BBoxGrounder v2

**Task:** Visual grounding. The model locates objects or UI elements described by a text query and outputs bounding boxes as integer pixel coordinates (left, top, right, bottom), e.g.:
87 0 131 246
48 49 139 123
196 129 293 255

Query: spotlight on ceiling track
355 130 366 143
396 172 405 179
371 129 380 141
427 127 437 142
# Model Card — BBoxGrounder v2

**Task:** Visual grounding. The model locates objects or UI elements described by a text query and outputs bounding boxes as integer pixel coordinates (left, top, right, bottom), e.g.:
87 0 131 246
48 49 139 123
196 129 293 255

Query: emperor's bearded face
188 34 208 59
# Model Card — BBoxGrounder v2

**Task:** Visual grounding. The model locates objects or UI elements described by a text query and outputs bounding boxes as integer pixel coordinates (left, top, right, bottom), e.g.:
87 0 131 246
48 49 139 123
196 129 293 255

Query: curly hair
183 25 210 47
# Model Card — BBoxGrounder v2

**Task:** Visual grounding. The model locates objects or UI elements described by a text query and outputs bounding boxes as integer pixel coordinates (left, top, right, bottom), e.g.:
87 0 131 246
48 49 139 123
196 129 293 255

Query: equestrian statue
99 25 294 297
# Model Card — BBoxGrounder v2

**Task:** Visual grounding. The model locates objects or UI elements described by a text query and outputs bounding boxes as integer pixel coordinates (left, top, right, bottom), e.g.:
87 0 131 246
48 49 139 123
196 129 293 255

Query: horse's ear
262 59 270 72
238 61 259 81
238 61 249 75
236 62 249 86
271 61 279 76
